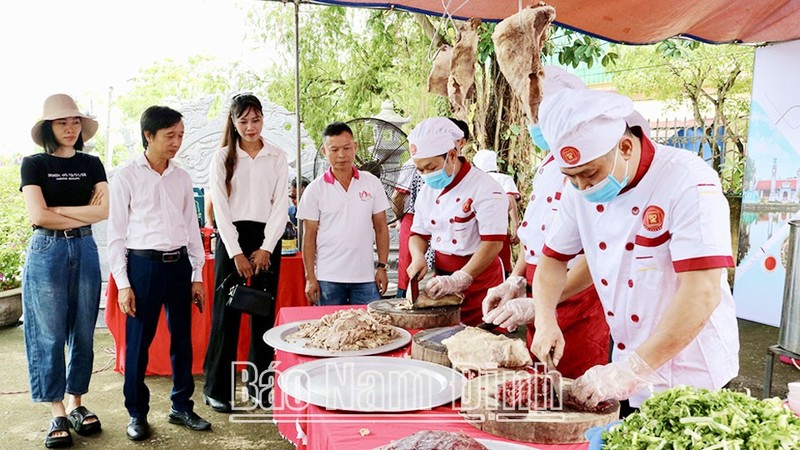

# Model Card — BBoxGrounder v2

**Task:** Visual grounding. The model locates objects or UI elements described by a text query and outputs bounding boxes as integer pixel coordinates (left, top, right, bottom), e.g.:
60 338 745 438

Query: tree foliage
247 4 444 143
611 40 755 193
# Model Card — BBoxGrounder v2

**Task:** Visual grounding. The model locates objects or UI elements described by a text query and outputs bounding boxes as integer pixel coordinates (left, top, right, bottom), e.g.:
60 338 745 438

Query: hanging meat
448 18 481 118
427 44 453 97
492 3 556 123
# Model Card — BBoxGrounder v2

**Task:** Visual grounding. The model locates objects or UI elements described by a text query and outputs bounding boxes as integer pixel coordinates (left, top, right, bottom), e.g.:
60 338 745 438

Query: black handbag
220 274 275 317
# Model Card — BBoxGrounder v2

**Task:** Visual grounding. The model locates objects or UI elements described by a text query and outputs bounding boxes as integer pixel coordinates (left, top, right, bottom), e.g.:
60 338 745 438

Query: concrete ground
1 319 798 449
0 325 293 450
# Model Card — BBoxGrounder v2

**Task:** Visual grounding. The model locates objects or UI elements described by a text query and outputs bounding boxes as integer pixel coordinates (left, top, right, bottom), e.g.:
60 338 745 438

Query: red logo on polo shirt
462 198 473 213
410 144 417 155
560 146 581 165
642 205 665 232
359 190 372 201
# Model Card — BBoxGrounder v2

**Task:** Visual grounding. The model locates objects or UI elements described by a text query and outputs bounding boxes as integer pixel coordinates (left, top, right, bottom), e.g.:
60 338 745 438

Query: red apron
498 234 512 275
434 251 504 326
397 213 414 291
525 263 610 379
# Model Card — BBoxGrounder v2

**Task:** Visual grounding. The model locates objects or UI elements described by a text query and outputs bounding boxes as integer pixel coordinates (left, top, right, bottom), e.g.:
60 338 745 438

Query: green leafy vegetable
602 386 800 449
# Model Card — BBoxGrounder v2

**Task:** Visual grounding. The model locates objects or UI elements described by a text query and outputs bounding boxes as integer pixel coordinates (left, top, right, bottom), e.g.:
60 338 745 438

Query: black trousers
124 251 194 418
203 221 280 404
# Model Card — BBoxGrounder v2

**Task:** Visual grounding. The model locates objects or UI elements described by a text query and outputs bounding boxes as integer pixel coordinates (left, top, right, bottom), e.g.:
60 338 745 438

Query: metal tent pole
294 0 303 249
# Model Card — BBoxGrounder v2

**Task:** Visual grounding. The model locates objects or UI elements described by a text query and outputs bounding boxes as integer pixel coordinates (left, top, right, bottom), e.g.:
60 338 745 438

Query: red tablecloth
272 305 588 450
105 252 307 376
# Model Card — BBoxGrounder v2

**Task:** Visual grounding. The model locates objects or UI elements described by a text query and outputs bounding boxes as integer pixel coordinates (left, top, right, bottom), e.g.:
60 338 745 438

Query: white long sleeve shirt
107 153 205 289
209 138 289 257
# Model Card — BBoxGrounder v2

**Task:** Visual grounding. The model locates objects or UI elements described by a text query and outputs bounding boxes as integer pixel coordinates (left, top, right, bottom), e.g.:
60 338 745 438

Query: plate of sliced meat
373 430 540 449
279 356 464 412
264 309 412 357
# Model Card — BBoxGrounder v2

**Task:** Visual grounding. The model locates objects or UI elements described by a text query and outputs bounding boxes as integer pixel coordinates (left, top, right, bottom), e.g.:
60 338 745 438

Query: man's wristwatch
376 262 388 270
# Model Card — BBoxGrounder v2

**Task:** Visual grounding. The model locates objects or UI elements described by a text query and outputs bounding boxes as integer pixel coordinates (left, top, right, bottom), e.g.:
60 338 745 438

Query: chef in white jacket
406 118 508 326
530 88 739 412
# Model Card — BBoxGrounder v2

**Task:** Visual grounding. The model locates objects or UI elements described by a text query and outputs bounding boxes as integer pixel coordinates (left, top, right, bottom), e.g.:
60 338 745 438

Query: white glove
482 297 535 332
481 275 527 317
426 270 473 298
571 352 663 407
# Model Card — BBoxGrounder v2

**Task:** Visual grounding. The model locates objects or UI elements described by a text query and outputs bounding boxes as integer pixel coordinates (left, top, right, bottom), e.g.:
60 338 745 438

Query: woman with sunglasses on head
21 94 108 448
203 93 288 412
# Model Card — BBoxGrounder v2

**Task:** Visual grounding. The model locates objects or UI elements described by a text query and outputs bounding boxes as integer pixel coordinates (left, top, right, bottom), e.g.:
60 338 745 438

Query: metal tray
264 320 411 358
278 356 464 412
476 439 541 449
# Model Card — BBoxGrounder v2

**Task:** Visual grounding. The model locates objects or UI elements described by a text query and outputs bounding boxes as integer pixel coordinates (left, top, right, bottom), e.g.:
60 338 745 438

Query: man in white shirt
530 89 739 413
108 106 211 440
297 122 391 305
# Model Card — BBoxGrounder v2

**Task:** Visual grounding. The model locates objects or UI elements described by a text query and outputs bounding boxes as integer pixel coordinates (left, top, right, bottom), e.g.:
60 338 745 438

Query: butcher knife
410 274 420 307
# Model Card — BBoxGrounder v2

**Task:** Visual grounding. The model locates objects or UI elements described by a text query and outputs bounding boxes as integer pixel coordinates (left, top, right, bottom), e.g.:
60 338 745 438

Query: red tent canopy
308 0 800 44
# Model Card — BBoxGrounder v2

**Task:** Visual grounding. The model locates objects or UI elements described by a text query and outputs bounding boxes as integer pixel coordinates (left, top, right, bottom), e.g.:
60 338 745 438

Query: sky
0 0 280 157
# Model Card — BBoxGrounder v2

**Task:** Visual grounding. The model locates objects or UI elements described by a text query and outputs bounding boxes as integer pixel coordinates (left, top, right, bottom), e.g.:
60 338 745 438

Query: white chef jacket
487 171 520 200
411 158 508 255
518 154 564 265
296 166 390 283
543 138 739 407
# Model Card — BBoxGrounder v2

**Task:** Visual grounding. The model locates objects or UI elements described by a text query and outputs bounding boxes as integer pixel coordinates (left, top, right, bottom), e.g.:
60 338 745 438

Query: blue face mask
528 124 550 150
577 152 629 203
422 156 456 190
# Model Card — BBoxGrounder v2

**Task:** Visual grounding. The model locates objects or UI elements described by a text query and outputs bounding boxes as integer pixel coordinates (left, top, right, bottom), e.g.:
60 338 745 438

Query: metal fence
647 117 747 195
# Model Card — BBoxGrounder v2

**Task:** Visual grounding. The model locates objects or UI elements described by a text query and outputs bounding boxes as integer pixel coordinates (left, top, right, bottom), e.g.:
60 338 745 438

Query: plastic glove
585 420 622 450
482 297 535 332
481 275 527 317
571 352 663 408
426 270 473 299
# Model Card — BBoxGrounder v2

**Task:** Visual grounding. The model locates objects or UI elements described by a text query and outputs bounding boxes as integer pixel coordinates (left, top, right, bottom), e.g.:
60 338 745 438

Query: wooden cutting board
460 371 619 444
410 326 465 367
368 299 461 329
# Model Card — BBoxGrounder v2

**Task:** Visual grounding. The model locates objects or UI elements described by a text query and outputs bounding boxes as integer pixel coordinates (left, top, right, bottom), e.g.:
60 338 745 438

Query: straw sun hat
30 94 98 146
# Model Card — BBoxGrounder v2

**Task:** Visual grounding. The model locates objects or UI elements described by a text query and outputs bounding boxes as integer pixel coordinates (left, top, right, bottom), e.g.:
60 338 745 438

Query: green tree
248 3 443 143
611 41 754 193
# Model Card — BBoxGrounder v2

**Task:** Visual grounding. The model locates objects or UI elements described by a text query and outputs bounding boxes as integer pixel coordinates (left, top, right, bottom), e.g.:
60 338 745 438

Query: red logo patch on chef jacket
410 144 417 155
642 205 665 232
462 198 473 213
560 146 581 165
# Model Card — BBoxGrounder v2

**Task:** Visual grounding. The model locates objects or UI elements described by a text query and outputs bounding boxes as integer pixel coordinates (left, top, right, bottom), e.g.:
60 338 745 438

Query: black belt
33 226 92 239
127 247 188 263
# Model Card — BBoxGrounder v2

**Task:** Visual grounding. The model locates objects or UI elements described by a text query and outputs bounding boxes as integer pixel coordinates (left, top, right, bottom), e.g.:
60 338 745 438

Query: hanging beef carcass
427 44 453 97
492 3 556 123
448 18 481 118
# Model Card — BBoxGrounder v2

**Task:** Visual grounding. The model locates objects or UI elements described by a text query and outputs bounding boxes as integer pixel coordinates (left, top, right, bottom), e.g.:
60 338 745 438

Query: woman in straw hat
21 94 108 448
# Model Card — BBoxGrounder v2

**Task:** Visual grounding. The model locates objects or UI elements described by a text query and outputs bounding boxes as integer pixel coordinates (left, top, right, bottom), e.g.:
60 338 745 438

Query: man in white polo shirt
406 117 508 326
530 88 739 413
297 122 391 305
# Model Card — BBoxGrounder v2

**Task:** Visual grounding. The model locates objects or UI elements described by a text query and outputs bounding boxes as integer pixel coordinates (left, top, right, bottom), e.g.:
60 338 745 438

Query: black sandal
44 417 73 448
67 406 101 436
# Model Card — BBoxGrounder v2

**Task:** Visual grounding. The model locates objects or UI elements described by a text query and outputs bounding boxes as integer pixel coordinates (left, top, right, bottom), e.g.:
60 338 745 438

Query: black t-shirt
19 152 108 207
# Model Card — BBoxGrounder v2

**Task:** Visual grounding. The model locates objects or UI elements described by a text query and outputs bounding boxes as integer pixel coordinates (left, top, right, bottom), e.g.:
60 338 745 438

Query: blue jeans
318 281 380 305
22 233 101 402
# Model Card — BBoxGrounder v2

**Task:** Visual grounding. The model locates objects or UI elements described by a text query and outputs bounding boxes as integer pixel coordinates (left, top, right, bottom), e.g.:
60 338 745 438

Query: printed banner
734 40 800 326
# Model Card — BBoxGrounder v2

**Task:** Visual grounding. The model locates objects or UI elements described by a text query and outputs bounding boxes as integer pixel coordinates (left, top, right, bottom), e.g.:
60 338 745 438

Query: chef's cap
540 89 634 168
408 117 463 159
473 149 499 172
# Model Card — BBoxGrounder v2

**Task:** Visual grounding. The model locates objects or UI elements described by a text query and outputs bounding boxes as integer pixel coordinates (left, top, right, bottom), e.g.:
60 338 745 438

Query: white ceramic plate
475 438 541 450
278 356 464 412
264 320 411 357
